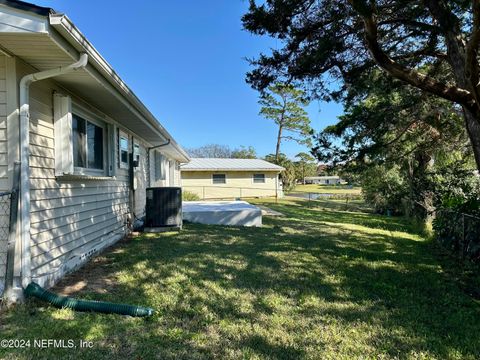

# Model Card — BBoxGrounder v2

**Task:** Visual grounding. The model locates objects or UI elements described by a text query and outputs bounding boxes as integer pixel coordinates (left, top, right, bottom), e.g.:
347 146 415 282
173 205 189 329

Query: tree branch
391 49 448 62
378 18 441 33
348 0 475 108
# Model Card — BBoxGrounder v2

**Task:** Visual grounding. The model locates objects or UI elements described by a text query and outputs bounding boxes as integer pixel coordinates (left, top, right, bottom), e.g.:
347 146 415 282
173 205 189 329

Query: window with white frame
212 174 226 184
253 173 265 183
54 93 114 177
119 130 129 169
72 113 104 172
154 151 166 181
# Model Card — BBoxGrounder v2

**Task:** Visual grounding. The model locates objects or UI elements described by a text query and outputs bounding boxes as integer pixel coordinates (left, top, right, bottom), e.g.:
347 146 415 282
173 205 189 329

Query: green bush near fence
433 200 480 263
182 190 200 201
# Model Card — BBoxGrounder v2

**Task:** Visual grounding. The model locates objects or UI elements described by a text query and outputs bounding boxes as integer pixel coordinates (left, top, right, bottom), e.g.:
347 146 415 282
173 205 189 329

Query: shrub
182 190 200 201
433 209 480 263
433 172 480 262
359 165 406 215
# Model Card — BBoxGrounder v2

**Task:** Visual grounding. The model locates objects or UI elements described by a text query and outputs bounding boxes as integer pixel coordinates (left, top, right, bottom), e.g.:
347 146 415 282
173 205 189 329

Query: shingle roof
181 158 284 172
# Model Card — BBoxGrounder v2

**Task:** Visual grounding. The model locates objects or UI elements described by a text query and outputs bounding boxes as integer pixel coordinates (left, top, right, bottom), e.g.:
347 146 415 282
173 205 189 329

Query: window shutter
53 93 73 176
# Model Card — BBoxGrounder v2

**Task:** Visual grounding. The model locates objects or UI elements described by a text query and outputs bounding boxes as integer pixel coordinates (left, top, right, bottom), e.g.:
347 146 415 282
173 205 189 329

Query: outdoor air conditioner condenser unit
144 187 182 232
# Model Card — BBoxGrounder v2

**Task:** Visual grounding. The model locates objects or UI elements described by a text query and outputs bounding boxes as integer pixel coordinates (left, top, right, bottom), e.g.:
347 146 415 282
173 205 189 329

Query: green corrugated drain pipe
24 282 154 317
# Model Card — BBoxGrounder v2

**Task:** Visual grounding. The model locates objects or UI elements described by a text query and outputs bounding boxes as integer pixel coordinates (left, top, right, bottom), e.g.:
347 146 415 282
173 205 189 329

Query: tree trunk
463 107 480 171
275 125 283 162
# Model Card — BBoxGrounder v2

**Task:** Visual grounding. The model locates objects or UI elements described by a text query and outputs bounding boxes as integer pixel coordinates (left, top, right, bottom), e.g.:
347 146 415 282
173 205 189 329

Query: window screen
87 122 103 169
212 174 226 184
72 114 103 170
253 173 265 183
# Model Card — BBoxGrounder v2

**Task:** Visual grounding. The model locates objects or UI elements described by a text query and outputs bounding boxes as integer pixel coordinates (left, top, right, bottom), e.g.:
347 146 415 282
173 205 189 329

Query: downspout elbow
20 53 88 104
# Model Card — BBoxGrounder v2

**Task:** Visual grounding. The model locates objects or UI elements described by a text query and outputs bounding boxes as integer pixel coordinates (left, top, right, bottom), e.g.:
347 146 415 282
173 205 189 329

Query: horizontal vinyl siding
181 170 279 199
0 55 7 191
0 55 7 286
22 63 131 286
149 150 167 188
174 161 181 186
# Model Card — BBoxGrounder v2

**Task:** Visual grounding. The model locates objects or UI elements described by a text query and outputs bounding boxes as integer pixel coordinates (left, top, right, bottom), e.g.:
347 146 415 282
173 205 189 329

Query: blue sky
34 1 343 158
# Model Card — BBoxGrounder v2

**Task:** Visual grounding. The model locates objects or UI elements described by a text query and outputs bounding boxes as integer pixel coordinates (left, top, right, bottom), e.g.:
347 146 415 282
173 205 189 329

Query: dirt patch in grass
52 235 135 296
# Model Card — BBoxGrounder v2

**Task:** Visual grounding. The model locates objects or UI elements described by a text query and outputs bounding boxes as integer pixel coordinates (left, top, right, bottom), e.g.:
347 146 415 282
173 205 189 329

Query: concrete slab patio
182 201 262 227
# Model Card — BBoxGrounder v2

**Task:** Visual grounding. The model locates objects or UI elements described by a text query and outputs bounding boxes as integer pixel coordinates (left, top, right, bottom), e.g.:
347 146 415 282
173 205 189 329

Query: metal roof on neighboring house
181 158 285 172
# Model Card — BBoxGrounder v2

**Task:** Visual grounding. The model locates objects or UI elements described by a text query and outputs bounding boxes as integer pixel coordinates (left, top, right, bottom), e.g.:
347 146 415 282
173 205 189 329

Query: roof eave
0 0 52 16
48 13 190 163
181 168 284 172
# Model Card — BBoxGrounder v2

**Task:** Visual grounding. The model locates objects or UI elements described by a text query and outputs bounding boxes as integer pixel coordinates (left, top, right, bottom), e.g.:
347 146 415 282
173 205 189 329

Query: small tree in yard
265 153 297 191
295 152 316 184
259 83 312 162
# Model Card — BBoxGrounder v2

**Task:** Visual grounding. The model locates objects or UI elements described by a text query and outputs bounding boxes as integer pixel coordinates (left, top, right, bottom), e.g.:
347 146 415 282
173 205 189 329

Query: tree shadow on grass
1 200 480 359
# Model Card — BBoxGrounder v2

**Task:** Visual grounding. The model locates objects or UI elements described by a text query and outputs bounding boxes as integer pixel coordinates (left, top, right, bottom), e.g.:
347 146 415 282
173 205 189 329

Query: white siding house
0 0 189 300
304 176 346 185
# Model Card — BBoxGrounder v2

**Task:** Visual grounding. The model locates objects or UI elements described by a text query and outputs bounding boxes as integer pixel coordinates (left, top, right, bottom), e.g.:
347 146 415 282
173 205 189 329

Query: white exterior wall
133 139 149 219
10 58 174 288
174 161 181 186
149 151 181 188
181 170 280 199
0 54 8 293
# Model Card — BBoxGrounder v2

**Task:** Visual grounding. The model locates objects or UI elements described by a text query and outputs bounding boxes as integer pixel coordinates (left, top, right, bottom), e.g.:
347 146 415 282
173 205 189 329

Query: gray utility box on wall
144 187 182 232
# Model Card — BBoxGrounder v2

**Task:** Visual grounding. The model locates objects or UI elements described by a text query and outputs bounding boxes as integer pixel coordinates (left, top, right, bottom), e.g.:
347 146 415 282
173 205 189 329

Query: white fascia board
0 5 48 33
48 13 190 163
181 168 284 172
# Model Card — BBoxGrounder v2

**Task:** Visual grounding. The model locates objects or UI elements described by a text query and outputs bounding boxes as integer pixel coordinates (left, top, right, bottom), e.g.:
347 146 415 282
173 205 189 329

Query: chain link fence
433 209 480 262
0 191 12 296
183 185 282 201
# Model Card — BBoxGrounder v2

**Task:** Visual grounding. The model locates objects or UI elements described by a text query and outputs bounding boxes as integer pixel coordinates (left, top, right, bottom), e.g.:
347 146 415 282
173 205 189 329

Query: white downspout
19 53 88 289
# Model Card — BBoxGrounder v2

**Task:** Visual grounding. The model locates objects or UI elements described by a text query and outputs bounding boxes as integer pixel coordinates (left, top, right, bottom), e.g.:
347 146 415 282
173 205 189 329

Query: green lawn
293 184 362 195
1 198 479 359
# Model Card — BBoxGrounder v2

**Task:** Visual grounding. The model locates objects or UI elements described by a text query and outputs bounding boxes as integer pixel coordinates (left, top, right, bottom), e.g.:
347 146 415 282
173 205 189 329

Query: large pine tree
243 0 480 171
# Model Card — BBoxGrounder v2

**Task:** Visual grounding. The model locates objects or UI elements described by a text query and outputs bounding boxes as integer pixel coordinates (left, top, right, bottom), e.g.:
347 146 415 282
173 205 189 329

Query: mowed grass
1 198 480 359
293 184 362 195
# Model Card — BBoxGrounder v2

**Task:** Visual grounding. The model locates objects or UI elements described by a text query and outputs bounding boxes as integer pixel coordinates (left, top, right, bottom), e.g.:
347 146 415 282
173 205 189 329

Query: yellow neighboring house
181 158 284 200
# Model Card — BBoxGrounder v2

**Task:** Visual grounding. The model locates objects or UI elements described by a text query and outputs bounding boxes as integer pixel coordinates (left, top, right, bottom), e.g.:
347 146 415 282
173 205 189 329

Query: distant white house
181 158 284 199
304 176 346 185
